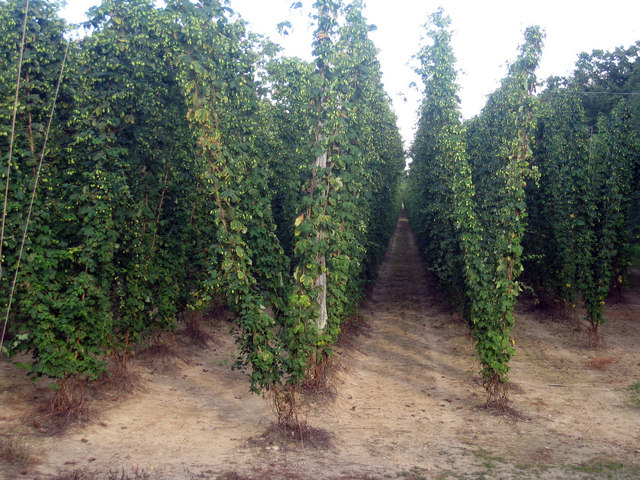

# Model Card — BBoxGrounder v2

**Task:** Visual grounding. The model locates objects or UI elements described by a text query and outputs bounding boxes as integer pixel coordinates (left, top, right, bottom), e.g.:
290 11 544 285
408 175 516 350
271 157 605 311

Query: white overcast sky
60 0 640 148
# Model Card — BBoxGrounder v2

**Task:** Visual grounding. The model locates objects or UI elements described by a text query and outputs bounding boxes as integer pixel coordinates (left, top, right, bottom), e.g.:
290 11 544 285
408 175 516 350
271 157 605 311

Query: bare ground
1 215 640 479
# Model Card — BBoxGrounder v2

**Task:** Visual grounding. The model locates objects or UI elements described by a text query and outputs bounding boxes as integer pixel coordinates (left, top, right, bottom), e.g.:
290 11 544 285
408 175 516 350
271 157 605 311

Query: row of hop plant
405 9 639 407
0 0 405 417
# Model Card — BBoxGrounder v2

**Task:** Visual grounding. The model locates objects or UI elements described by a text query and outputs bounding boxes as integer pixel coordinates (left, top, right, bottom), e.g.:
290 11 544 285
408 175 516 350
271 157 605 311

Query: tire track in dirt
306 213 480 476
346 213 462 392
305 212 640 478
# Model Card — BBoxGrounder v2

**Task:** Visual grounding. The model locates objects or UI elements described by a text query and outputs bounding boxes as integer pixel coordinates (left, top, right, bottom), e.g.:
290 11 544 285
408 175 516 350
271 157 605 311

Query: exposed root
270 384 303 430
91 361 142 398
336 313 371 349
35 376 94 432
300 352 339 400
179 310 213 348
483 374 509 410
588 322 604 349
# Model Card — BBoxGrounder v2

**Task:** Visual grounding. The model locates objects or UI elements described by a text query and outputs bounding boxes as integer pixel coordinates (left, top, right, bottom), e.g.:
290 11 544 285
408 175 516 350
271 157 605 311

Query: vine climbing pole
295 0 337 336
312 114 328 333
461 26 543 407
406 11 544 408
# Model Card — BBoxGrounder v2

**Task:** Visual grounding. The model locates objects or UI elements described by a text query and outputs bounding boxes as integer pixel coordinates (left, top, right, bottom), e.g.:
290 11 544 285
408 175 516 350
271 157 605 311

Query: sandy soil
1 215 640 479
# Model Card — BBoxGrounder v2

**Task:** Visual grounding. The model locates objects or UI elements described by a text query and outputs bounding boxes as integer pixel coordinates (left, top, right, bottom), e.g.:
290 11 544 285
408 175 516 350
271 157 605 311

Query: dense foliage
3 0 637 413
406 9 639 404
0 0 405 408
404 9 467 304
525 85 639 341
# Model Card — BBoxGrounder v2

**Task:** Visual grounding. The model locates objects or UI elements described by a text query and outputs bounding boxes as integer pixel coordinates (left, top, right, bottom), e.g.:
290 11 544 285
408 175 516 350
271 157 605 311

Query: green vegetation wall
0 0 405 404
406 9 640 405
406 11 543 405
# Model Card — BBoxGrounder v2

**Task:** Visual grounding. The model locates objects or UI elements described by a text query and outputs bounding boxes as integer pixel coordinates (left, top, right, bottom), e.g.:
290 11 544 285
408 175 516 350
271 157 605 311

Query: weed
336 313 371 349
628 381 640 407
0 434 33 467
270 383 304 430
472 448 508 472
483 375 509 409
567 459 640 479
92 363 142 398
300 352 340 400
45 376 94 429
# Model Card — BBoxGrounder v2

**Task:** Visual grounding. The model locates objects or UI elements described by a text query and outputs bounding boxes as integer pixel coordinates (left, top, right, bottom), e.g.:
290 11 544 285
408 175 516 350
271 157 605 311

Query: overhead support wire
0 0 30 283
0 32 71 354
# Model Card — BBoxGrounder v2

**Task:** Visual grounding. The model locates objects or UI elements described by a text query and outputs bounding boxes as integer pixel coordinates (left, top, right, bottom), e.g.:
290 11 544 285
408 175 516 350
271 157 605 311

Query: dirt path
2 214 640 479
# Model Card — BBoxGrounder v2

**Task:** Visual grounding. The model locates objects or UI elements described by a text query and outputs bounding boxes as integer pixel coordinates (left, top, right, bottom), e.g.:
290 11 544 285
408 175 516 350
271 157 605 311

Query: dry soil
1 215 639 479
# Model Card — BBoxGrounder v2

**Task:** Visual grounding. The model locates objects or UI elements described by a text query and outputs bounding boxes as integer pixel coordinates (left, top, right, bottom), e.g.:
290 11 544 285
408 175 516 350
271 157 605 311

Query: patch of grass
567 459 640 479
629 381 640 407
51 467 150 480
0 434 33 467
472 448 507 469
514 462 549 475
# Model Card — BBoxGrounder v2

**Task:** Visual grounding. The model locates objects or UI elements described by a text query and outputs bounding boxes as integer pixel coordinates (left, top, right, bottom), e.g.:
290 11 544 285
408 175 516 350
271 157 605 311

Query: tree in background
569 42 640 129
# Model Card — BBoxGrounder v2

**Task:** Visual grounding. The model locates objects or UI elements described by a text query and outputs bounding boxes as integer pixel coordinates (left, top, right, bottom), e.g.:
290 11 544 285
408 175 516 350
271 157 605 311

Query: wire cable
0 0 30 283
0 38 70 354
